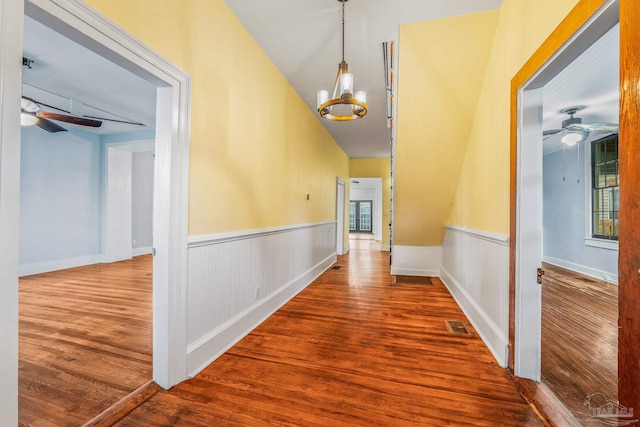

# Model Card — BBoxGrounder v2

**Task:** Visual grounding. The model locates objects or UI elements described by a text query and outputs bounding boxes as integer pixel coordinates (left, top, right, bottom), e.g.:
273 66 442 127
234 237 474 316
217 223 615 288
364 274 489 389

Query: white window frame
583 135 619 251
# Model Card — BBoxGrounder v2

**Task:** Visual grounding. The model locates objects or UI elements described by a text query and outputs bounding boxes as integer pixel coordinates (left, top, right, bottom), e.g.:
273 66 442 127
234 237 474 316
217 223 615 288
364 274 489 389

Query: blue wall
20 127 102 266
543 142 618 283
20 127 155 274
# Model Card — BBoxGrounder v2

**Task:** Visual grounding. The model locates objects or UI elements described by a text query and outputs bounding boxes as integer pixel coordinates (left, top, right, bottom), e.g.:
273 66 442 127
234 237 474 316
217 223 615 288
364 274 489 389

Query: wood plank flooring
19 256 153 427
541 263 618 425
116 245 541 426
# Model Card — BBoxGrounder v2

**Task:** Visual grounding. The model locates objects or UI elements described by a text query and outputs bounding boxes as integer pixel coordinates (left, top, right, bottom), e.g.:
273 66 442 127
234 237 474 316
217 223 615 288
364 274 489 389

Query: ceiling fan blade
35 117 67 133
568 123 619 133
543 129 562 136
83 115 145 126
37 111 102 128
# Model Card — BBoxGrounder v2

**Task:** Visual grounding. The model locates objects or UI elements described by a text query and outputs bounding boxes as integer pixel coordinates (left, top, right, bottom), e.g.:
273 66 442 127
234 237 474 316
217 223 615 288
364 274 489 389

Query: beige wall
85 0 349 236
447 0 580 234
394 9 499 246
350 158 391 247
395 0 582 248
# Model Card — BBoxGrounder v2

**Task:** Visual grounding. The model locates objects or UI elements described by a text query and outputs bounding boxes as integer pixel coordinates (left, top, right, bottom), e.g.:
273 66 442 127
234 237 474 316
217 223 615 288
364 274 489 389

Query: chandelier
316 0 367 121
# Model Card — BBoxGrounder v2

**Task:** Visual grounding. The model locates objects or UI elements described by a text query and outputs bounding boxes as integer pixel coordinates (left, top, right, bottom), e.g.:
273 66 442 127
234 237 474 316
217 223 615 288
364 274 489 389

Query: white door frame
350 177 383 241
0 0 191 421
513 0 619 379
336 177 346 255
0 0 25 424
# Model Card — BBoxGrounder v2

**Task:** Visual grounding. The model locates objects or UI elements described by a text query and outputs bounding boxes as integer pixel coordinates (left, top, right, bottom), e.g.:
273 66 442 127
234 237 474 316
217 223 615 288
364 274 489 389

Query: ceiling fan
543 106 618 144
21 96 102 133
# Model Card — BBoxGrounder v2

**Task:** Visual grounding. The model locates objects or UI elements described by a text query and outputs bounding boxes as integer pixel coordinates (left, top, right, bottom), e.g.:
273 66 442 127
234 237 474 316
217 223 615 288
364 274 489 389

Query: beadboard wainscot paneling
391 245 441 276
186 221 336 376
441 225 510 367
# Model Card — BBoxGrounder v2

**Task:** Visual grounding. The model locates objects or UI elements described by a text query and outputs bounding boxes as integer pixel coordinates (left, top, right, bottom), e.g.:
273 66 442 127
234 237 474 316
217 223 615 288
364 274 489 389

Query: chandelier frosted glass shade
317 61 367 121
316 0 367 121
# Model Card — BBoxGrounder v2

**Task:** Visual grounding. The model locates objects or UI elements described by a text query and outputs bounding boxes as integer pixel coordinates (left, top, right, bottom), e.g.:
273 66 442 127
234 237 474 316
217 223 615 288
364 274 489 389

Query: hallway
115 244 541 426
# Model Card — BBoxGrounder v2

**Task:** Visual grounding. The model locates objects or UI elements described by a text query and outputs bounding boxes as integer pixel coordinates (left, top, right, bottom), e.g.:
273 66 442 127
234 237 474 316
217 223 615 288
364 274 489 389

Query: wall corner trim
188 221 336 248
390 245 442 277
445 224 509 246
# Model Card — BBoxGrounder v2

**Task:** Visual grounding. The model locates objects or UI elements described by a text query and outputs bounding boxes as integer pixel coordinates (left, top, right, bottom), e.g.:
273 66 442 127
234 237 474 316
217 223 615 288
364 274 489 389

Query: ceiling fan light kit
20 112 38 126
561 131 584 146
544 105 618 146
317 0 368 121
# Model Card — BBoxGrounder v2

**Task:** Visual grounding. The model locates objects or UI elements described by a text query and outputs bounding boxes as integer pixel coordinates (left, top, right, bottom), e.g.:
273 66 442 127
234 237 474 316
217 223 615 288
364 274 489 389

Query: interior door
349 200 373 233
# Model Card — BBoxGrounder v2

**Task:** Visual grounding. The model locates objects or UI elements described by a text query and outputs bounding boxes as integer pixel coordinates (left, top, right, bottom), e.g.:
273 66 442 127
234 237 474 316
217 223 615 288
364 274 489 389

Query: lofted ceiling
542 23 619 155
21 2 618 158
223 0 504 158
22 15 156 136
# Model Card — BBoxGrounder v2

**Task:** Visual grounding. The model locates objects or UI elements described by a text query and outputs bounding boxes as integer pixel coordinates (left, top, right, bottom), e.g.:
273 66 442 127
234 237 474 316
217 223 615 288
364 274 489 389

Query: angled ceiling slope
22 15 157 136
224 0 503 158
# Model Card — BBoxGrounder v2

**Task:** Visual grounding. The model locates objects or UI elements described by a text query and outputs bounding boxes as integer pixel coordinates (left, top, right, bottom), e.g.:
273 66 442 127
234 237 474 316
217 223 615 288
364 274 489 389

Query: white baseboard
440 266 509 367
390 245 441 276
381 245 390 252
543 256 618 284
186 253 335 377
19 254 102 277
343 243 350 254
132 246 153 257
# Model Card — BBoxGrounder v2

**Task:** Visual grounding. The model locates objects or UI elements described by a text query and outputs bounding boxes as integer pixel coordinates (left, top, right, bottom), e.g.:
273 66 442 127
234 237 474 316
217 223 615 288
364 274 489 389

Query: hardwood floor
19 256 153 427
541 263 618 425
116 247 541 426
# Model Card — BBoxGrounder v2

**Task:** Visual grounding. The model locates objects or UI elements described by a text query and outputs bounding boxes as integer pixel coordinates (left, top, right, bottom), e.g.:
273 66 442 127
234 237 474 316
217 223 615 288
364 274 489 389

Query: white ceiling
542 23 619 154
22 15 156 136
224 0 503 158
22 2 618 158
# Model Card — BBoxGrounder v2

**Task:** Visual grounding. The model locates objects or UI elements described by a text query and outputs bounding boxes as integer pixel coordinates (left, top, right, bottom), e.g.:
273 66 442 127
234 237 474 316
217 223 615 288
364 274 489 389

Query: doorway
336 178 346 255
349 200 373 233
349 177 383 241
510 0 636 421
0 0 190 423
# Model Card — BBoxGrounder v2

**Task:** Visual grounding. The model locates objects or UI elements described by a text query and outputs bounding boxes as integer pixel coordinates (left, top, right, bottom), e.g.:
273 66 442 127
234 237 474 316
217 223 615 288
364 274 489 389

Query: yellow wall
447 0 580 234
84 0 349 235
350 158 391 247
394 10 500 246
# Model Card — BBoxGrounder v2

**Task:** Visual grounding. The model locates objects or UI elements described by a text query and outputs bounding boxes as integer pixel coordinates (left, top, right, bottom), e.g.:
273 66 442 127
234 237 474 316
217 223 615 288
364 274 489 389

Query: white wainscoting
186 221 337 377
440 225 510 367
391 245 441 276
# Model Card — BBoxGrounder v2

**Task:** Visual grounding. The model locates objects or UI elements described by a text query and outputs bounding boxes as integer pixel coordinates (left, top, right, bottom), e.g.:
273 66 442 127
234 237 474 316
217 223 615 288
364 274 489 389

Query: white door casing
336 178 345 255
0 5 191 424
513 0 619 379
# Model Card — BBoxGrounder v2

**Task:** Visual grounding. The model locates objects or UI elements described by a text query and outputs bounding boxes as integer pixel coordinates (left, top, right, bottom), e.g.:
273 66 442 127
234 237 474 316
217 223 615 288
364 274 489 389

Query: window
591 134 619 240
349 200 373 233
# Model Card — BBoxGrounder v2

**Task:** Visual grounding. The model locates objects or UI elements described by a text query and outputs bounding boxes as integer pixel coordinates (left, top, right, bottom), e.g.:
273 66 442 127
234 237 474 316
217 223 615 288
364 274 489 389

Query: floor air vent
445 320 471 336
394 275 433 285
332 266 342 270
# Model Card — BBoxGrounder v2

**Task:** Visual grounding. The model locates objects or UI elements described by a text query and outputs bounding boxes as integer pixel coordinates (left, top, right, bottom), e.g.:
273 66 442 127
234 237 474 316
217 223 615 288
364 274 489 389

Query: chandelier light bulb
340 73 353 97
353 91 366 113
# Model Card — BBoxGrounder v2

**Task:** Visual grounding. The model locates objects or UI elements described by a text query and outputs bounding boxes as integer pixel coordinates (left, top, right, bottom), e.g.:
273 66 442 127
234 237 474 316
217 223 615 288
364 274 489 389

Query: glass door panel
349 200 373 233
